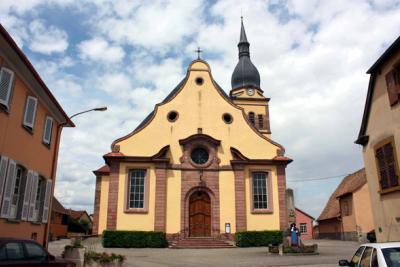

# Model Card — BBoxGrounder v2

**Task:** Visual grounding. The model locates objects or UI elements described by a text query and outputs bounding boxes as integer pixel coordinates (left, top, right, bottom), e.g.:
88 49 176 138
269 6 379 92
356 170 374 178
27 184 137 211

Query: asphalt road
49 238 360 267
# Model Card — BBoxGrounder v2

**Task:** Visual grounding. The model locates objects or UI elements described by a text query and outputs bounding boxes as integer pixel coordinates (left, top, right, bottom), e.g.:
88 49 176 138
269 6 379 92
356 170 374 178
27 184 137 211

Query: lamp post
69 106 107 119
44 106 107 247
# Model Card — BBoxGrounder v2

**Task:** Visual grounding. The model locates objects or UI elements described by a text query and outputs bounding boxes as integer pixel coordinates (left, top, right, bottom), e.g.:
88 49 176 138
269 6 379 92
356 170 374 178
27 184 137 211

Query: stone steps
170 238 235 249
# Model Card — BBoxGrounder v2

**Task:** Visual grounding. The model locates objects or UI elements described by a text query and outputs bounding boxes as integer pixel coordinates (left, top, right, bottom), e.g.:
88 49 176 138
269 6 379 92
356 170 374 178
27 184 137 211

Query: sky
1 0 400 218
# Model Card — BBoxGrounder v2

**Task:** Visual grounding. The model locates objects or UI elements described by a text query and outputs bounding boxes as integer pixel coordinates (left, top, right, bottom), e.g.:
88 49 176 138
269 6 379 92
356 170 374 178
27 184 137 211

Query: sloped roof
317 168 366 221
133 76 231 133
52 197 68 214
93 164 110 176
68 209 91 222
355 35 400 145
0 24 74 127
296 207 315 220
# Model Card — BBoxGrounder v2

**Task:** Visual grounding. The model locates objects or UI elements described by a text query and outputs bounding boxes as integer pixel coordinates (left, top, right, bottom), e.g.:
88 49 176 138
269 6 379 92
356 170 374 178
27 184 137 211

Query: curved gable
112 60 286 164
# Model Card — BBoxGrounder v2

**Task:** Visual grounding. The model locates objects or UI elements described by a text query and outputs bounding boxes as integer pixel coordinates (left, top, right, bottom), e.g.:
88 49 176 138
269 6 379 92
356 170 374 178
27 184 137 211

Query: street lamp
69 106 107 119
44 106 107 247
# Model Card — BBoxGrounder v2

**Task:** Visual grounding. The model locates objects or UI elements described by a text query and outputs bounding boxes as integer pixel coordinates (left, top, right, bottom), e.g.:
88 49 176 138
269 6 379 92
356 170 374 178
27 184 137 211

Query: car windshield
382 247 400 267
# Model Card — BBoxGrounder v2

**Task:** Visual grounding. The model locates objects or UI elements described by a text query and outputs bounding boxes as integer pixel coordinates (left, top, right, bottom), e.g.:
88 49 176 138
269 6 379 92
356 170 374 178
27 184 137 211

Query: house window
385 66 400 106
341 200 352 216
128 170 146 209
300 223 307 233
375 138 399 191
0 67 14 110
10 166 25 219
258 114 264 128
23 96 38 130
252 172 268 210
248 112 255 126
32 177 45 222
43 116 53 145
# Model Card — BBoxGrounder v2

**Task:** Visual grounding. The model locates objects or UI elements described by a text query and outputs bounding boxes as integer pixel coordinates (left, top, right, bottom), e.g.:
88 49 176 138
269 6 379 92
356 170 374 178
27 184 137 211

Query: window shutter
20 170 34 221
23 96 38 129
0 67 14 107
0 160 17 218
41 179 52 223
43 117 53 145
376 147 389 189
383 143 399 187
0 156 9 204
385 70 399 106
28 173 39 222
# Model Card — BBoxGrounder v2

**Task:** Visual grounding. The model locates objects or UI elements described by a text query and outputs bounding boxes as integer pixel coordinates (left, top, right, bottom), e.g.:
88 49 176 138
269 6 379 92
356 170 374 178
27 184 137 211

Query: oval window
222 113 233 124
167 111 178 122
195 77 204 85
190 147 209 165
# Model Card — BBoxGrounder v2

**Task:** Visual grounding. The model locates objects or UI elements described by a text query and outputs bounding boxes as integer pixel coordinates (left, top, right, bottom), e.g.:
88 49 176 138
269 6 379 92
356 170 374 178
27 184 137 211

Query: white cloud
28 20 69 54
2 0 400 217
78 37 125 63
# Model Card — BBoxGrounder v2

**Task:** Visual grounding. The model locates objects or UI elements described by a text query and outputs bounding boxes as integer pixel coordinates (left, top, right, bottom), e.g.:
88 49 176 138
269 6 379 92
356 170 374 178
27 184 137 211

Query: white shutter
0 67 14 107
28 173 39 221
41 179 52 223
0 156 9 203
23 96 37 129
43 116 53 145
20 170 34 221
0 160 17 218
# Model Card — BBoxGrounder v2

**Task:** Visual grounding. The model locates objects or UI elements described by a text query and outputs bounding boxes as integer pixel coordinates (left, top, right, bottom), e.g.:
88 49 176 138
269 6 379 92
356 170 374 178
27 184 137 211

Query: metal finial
195 47 203 59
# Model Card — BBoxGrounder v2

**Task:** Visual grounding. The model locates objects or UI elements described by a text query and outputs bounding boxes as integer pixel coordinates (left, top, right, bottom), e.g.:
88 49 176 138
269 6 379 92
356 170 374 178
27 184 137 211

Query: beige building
356 35 400 242
92 20 292 246
317 169 374 241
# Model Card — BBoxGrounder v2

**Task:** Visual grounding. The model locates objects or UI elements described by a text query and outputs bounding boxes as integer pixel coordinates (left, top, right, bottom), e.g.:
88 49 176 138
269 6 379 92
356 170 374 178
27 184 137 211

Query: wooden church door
189 191 211 237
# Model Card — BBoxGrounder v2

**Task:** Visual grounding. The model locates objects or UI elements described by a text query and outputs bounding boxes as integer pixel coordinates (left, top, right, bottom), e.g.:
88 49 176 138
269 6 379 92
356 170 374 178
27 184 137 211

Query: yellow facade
356 40 400 242
363 47 400 241
93 59 291 239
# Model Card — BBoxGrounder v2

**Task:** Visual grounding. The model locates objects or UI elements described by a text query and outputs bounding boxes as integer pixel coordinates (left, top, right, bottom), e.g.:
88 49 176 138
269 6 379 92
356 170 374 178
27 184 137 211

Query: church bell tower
230 18 271 136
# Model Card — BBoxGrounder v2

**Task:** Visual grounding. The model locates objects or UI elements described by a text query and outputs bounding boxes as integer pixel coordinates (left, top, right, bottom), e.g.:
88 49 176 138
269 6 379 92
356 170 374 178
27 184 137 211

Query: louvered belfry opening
375 141 399 189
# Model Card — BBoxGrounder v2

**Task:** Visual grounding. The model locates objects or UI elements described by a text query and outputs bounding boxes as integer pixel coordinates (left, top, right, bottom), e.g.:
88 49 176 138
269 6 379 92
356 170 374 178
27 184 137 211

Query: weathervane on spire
195 47 203 59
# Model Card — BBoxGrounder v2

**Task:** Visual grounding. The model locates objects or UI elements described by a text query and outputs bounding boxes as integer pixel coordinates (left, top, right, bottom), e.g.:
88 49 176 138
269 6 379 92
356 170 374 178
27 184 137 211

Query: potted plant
63 237 86 267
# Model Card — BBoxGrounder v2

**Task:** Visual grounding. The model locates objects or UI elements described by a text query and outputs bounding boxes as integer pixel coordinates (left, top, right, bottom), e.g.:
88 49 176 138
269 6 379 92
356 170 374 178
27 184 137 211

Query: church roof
231 18 261 90
133 72 231 132
317 168 366 221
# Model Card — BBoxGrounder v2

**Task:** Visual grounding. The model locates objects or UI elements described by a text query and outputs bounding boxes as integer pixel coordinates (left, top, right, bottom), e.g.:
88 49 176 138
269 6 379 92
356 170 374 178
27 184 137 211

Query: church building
93 20 292 242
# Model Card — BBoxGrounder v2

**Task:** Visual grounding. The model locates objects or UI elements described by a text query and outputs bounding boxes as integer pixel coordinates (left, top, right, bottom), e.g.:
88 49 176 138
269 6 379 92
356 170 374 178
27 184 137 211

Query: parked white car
339 242 400 267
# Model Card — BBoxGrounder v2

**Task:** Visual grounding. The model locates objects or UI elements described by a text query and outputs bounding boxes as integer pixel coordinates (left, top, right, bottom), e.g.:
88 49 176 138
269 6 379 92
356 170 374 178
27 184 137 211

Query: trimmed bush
234 230 283 247
102 230 168 248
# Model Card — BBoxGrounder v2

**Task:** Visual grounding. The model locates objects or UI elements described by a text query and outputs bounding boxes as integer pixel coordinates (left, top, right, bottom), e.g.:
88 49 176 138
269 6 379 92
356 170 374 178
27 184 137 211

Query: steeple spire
238 17 250 58
239 16 248 43
231 17 261 91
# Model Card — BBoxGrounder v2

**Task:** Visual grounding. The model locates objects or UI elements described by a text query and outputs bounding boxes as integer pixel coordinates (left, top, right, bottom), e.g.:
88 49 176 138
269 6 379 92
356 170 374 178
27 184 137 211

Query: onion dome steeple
231 18 261 91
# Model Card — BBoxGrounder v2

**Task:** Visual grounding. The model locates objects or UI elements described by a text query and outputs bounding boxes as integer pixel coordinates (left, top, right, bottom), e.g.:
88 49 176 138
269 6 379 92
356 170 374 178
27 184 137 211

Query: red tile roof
93 164 110 175
52 197 68 214
317 168 366 221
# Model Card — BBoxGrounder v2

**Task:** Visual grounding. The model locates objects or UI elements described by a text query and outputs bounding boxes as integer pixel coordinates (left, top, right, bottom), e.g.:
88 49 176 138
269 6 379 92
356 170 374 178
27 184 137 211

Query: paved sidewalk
49 238 359 267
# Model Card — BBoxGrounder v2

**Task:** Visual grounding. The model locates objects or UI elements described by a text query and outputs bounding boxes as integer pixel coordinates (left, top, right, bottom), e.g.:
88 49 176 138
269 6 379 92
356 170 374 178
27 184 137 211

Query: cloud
77 37 125 63
3 0 400 217
92 0 204 52
27 20 69 54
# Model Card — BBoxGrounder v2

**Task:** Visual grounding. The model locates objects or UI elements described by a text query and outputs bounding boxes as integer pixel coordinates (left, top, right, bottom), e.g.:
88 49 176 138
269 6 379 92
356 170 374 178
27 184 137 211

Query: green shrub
102 230 168 248
234 230 283 247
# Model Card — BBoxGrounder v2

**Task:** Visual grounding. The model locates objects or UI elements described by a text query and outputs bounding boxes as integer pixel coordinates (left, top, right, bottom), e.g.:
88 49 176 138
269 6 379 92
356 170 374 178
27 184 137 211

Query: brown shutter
376 147 389 189
383 143 399 187
385 70 399 106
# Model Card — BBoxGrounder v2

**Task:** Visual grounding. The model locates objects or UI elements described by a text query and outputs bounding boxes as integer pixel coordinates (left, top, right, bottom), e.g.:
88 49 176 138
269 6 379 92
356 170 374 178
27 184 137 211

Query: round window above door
190 147 209 165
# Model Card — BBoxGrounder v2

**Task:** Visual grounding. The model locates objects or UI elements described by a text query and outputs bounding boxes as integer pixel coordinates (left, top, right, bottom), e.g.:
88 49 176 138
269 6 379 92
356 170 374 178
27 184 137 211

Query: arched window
258 114 264 129
248 112 255 126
